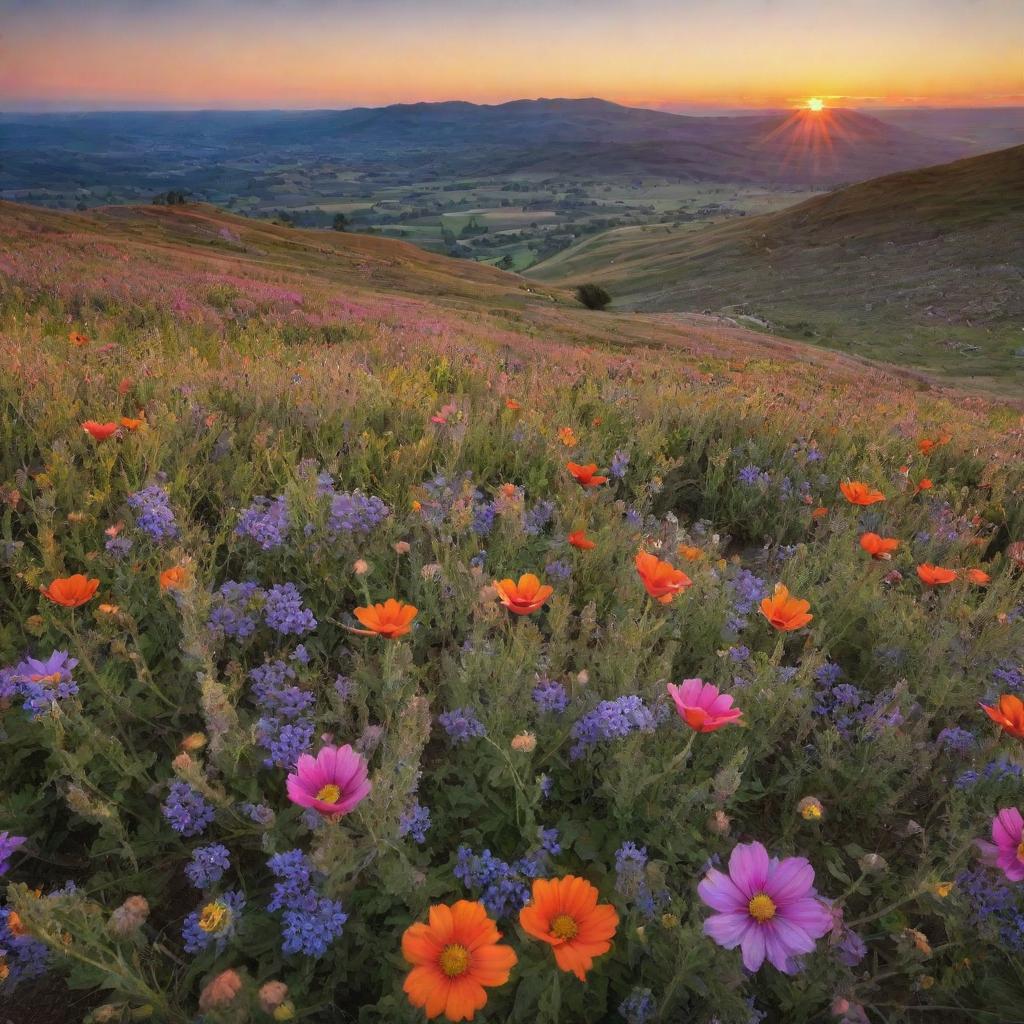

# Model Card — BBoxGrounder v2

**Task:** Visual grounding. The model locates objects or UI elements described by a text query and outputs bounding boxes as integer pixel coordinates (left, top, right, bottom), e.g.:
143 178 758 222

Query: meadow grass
1 203 1023 1023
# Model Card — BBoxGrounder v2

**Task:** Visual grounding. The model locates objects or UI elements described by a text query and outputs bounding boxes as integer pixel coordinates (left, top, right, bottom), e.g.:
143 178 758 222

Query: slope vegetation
529 145 1024 390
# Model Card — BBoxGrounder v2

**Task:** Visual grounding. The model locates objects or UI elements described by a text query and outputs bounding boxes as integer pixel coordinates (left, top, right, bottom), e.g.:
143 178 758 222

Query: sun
806 97 825 112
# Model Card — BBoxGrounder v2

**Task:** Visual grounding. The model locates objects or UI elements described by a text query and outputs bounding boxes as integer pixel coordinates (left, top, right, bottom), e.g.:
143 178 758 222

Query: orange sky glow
1 1 1020 111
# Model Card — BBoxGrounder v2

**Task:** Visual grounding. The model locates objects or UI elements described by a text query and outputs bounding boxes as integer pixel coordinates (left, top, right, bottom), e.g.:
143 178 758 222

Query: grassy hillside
528 145 1024 391
2 199 1024 1023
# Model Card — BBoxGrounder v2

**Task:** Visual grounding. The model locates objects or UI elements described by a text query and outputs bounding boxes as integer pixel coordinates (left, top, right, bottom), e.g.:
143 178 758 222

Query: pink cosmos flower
667 679 742 733
977 807 1024 882
285 744 371 817
698 840 832 972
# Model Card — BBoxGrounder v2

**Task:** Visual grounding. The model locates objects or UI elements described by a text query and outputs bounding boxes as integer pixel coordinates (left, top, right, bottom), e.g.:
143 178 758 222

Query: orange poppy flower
914 478 934 494
859 533 900 560
635 550 692 604
917 564 958 586
839 481 885 506
118 377 134 394
981 694 1024 739
557 427 578 447
519 876 618 982
120 416 144 431
159 566 189 591
493 574 553 615
568 531 596 550
351 599 418 638
566 463 607 488
678 544 703 561
401 901 517 1022
918 438 936 455
82 421 119 442
759 583 813 631
41 574 99 607
811 506 828 519
505 399 521 411
966 567 991 586
68 331 89 347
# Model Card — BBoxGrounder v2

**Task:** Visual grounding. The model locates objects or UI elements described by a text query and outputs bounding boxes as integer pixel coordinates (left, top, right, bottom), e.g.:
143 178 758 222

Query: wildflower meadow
1 202 1023 1023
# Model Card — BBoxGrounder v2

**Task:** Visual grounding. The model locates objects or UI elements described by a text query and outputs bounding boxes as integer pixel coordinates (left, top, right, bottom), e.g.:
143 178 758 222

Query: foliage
1 204 1023 1023
574 283 612 311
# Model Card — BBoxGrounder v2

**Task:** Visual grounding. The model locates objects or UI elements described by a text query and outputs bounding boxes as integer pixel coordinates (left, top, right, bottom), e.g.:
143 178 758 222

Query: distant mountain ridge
0 97 971 186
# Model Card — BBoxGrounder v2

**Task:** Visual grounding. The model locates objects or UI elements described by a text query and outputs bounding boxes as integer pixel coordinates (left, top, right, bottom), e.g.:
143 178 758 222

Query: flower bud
353 559 370 576
393 541 411 555
180 733 207 752
798 796 824 821
511 731 537 753
258 981 289 1013
708 810 731 835
199 969 242 1011
858 853 888 875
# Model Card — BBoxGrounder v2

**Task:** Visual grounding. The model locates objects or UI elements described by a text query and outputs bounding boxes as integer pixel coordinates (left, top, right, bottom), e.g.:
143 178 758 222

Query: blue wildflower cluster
162 781 215 837
992 660 1024 692
181 890 245 954
327 489 391 535
267 850 348 958
619 988 655 1024
532 677 569 715
104 535 133 558
185 844 231 889
726 569 769 633
523 499 555 536
737 464 771 487
208 580 265 640
570 695 659 760
1 905 50 990
127 484 179 542
263 583 317 635
398 801 432 844
454 834 557 918
614 841 668 918
936 727 976 756
954 758 1023 790
419 473 495 536
812 664 905 740
0 832 26 876
249 660 316 768
610 449 630 479
3 651 79 720
438 706 486 745
236 494 290 550
544 558 572 581
957 867 1024 951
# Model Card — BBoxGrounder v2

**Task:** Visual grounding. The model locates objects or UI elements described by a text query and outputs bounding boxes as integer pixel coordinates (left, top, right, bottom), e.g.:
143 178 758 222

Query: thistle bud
108 895 150 936
511 731 537 753
858 853 888 875
199 969 242 1011
258 981 289 1013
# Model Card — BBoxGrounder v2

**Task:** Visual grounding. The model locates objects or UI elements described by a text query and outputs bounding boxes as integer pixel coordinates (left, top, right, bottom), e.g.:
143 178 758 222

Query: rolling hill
0 197 998 403
528 145 1024 391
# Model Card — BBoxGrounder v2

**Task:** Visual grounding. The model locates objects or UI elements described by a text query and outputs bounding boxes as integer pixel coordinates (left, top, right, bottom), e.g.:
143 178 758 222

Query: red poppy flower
566 463 607 488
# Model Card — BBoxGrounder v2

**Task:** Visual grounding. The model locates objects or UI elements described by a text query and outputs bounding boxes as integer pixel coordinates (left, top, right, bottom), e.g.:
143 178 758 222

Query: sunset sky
1 0 1021 112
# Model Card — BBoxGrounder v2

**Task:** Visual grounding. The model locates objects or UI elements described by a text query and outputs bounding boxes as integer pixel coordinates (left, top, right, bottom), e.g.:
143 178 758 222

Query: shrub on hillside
575 282 612 310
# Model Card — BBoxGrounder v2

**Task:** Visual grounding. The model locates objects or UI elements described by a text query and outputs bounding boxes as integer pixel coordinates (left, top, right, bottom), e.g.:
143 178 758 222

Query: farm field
1 200 1023 1024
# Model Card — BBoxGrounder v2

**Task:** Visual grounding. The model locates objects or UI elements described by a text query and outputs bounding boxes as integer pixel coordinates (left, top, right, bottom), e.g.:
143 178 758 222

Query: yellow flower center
315 784 341 804
198 901 230 934
801 804 822 820
439 943 470 978
1017 841 1024 863
550 913 579 940
748 893 777 922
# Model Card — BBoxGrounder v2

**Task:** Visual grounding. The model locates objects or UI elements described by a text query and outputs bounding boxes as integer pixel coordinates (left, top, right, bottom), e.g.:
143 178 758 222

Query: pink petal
740 924 767 971
764 926 801 973
993 808 1023 848
698 869 748 913
780 897 832 939
769 915 818 958
709 692 735 714
976 839 999 866
1004 860 1024 882
703 911 752 948
316 744 340 780
294 752 318 783
729 841 770 898
678 678 703 704
765 857 815 906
